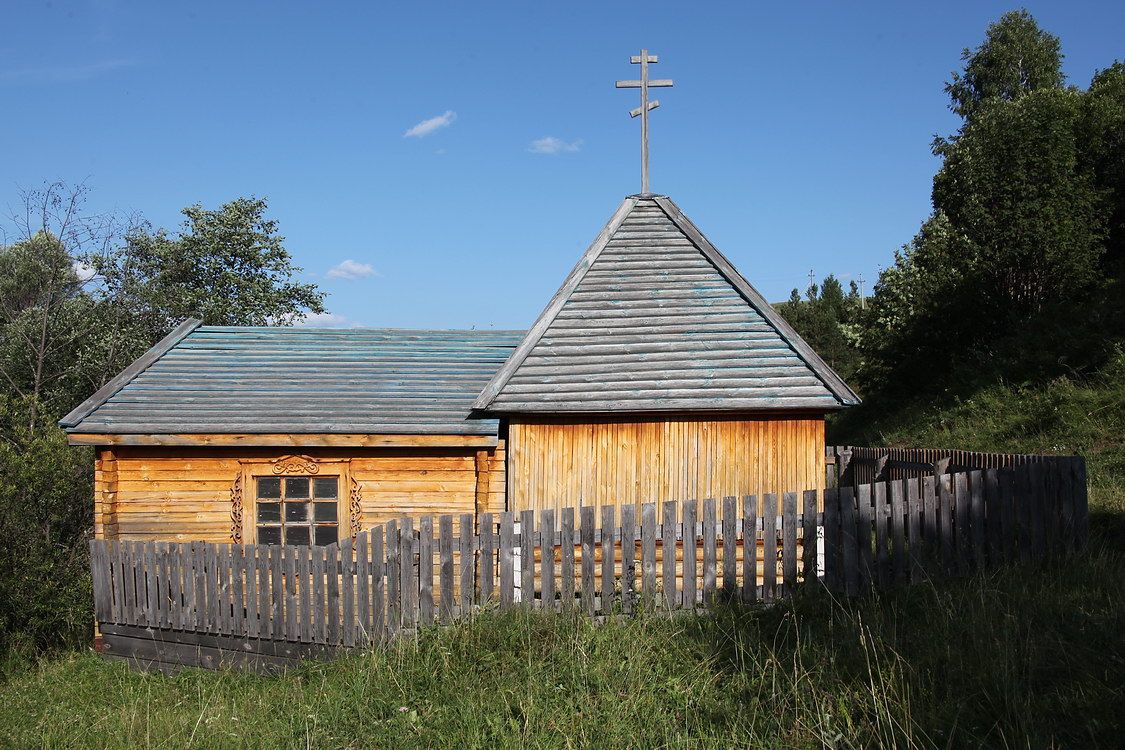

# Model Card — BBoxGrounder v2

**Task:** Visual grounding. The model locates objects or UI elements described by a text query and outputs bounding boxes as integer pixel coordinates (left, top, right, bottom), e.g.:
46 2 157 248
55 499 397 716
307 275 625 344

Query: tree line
779 10 1124 431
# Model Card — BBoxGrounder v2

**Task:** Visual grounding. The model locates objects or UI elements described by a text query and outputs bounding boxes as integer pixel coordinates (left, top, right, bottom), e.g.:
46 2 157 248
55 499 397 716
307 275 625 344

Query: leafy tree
945 9 1065 120
776 273 863 385
88 197 326 346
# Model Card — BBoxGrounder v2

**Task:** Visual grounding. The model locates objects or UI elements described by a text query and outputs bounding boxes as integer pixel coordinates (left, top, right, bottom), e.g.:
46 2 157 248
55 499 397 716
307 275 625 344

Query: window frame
238 455 353 547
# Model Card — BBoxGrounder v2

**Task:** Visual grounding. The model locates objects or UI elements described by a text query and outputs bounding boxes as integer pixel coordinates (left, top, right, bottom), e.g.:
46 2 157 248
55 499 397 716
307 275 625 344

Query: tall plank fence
90 457 1088 673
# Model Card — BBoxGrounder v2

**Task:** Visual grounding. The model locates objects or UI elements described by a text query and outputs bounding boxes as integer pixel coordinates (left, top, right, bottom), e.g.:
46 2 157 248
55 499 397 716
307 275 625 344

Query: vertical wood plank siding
508 415 825 514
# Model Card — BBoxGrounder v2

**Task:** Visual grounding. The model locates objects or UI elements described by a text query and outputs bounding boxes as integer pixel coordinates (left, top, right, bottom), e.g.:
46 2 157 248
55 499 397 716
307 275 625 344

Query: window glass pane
285 477 310 498
285 501 309 523
257 526 281 545
314 502 338 522
257 502 280 523
286 526 310 546
315 525 338 546
314 477 338 498
257 477 281 499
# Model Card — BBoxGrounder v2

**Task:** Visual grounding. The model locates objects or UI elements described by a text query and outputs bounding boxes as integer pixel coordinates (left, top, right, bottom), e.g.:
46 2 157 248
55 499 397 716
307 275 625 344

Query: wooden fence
90 457 1088 673
825 445 1078 489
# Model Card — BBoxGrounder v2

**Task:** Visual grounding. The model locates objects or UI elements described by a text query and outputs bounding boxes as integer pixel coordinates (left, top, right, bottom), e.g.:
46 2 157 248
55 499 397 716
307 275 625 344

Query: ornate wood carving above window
271 454 320 475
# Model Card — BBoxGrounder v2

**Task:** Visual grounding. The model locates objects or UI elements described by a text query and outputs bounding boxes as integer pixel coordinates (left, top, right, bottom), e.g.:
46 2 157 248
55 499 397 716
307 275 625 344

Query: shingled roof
60 324 524 436
473 195 860 413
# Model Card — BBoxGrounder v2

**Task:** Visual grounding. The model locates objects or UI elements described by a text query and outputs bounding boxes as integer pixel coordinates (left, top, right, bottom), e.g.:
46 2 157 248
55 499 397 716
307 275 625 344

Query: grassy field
2 363 1123 749
1 529 1122 749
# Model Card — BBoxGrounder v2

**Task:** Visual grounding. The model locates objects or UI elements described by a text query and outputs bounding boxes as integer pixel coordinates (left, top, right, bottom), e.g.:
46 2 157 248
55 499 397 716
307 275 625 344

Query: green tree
945 9 1065 121
89 196 326 346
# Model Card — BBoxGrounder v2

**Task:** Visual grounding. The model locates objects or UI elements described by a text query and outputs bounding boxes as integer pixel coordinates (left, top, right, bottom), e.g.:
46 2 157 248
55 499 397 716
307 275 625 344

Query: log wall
97 443 506 542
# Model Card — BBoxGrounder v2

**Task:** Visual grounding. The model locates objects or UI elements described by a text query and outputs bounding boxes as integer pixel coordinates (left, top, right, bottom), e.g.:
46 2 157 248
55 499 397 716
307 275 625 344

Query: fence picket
372 528 385 642
969 471 986 569
619 504 635 614
856 485 874 590
782 492 798 593
269 546 283 640
1029 463 1047 561
940 476 955 575
419 517 434 626
479 513 494 605
399 518 415 629
723 496 738 594
357 531 370 641
703 499 717 603
762 494 777 600
255 544 270 639
580 506 596 617
1075 458 1089 548
561 508 575 611
661 501 677 610
922 477 938 576
521 509 535 610
873 482 889 588
954 472 971 575
284 545 298 641
341 537 355 647
440 515 454 623
459 514 474 617
821 491 837 593
802 490 817 586
601 505 616 616
682 499 698 609
327 544 341 646
385 520 399 636
641 503 656 606
890 480 906 584
499 512 514 610
840 487 859 597
541 509 556 613
743 495 758 601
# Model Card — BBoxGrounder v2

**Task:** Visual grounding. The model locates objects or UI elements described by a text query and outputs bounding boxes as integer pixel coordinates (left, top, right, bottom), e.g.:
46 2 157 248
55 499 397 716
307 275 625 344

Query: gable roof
61 324 524 436
473 195 860 413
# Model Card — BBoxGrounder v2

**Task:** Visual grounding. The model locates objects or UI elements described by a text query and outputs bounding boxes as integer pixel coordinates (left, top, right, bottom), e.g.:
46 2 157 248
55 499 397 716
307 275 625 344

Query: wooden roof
60 324 524 437
473 195 861 413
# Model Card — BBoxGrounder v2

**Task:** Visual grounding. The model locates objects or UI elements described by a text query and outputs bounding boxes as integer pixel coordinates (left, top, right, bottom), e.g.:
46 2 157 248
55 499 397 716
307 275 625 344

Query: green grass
2 524 1123 749
3 358 1123 748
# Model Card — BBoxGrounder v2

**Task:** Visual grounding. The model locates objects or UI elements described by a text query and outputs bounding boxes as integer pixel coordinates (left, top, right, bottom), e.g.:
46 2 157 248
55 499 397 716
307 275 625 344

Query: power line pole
858 275 866 310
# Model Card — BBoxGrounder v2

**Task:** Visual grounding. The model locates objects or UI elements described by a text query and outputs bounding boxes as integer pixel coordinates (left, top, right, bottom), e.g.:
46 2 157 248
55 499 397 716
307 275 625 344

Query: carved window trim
235 455 356 545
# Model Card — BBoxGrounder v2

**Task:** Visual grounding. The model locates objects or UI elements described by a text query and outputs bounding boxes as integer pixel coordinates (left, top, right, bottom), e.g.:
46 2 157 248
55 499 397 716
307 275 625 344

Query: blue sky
2 1 1122 329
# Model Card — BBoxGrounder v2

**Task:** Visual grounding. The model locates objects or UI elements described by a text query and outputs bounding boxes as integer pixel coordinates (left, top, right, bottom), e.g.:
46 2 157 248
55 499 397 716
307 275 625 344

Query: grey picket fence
89 457 1088 671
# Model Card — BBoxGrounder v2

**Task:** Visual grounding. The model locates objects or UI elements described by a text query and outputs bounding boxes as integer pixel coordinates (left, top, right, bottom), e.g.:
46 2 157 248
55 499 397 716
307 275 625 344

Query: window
255 475 339 546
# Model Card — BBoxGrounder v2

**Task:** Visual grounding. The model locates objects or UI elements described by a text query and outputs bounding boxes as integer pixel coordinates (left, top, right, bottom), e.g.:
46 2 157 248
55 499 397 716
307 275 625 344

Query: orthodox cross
616 49 673 195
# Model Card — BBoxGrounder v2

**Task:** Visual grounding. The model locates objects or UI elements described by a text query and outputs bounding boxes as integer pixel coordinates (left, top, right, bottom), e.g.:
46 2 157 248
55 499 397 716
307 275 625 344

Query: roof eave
58 318 203 430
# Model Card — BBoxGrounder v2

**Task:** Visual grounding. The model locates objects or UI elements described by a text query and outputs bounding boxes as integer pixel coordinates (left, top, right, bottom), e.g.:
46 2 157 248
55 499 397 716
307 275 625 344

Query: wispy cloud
326 259 377 280
0 59 134 85
529 136 583 155
404 110 457 138
294 311 358 328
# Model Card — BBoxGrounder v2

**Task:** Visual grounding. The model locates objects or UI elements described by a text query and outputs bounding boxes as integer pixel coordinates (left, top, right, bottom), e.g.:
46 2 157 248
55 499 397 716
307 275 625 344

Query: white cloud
294 311 357 328
403 110 457 138
72 260 97 282
529 136 583 155
326 259 377 280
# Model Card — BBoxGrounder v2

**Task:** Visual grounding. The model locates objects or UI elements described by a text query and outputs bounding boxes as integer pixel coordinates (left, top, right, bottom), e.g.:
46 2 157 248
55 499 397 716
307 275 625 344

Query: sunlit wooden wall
94 443 506 543
506 415 826 514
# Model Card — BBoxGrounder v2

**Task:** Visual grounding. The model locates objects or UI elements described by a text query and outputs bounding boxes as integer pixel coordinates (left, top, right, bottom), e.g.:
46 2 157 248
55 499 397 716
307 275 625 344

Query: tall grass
3 522 1122 749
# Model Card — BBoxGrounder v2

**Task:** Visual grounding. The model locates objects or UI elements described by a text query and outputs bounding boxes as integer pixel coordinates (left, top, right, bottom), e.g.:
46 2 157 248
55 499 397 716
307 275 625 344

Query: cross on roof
616 49 673 195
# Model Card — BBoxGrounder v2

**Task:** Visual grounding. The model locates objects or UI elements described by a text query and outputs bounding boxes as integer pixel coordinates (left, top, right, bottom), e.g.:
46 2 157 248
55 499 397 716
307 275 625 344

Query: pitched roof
61 324 524 436
473 195 860 413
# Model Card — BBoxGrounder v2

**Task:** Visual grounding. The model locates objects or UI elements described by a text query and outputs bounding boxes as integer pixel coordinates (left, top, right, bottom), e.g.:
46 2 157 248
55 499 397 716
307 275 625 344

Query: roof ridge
471 197 639 410
652 197 860 405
